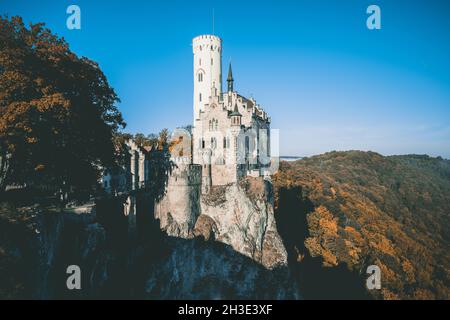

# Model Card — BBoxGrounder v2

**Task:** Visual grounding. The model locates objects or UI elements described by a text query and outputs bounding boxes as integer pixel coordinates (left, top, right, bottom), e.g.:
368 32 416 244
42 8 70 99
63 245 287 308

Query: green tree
0 16 125 197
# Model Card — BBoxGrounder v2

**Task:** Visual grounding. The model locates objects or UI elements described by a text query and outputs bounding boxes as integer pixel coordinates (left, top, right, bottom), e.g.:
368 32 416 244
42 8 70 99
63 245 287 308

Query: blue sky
1 0 450 157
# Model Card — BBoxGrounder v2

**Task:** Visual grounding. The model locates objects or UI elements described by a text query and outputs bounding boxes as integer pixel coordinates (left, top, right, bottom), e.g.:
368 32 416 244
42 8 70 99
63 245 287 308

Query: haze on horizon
1 0 449 158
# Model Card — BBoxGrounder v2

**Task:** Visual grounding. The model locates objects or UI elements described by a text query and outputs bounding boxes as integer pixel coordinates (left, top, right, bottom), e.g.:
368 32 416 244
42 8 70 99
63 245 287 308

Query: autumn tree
0 16 125 197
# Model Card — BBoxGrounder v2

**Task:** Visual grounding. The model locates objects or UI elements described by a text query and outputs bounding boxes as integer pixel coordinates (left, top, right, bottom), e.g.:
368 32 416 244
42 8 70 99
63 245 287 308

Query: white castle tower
191 34 271 191
192 35 222 122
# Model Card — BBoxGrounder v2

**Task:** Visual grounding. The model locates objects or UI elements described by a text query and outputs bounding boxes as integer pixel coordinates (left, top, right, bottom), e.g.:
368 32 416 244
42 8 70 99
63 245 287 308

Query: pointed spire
227 63 233 81
227 63 234 92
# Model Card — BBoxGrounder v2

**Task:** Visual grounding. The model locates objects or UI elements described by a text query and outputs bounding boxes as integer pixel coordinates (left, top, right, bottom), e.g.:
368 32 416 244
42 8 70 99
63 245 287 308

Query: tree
0 16 125 197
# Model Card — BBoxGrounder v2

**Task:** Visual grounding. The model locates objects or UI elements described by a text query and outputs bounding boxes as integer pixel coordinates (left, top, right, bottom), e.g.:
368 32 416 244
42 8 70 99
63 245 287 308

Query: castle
103 35 273 240
191 35 271 192
154 34 273 237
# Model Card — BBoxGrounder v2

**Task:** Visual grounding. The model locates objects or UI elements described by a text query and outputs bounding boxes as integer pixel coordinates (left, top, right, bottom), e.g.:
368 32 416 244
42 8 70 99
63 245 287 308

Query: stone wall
154 164 201 238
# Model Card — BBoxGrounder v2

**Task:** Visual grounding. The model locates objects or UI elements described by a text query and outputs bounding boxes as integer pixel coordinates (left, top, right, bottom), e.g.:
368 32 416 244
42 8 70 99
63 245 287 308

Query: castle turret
192 35 222 122
230 103 242 126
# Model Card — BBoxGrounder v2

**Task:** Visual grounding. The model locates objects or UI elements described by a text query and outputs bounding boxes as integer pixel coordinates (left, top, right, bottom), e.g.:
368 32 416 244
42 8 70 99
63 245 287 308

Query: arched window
198 72 203 82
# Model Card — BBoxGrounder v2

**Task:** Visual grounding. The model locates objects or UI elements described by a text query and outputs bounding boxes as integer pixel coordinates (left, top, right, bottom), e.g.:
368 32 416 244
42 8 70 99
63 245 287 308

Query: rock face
144 238 299 300
149 175 298 299
1 196 300 299
1 173 299 300
200 178 287 269
156 174 288 270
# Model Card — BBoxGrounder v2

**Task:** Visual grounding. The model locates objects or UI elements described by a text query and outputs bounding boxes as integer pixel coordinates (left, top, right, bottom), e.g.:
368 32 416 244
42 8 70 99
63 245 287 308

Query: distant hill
273 151 450 299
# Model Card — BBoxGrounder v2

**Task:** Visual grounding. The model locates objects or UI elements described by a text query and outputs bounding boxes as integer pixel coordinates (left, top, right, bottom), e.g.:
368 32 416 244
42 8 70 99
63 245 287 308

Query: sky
1 0 450 157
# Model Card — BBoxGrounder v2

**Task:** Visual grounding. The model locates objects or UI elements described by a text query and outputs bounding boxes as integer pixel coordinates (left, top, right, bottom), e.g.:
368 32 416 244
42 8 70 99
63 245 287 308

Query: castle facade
154 34 273 237
191 35 271 193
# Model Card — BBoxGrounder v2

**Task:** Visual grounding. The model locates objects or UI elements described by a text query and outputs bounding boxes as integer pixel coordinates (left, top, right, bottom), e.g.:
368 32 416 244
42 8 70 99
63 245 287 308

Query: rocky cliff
0 192 299 299
199 178 287 270
144 238 298 299
156 176 288 270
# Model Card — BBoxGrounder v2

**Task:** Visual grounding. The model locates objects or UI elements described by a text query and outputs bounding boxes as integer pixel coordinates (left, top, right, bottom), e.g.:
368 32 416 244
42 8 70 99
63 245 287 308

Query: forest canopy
0 16 125 194
273 151 450 299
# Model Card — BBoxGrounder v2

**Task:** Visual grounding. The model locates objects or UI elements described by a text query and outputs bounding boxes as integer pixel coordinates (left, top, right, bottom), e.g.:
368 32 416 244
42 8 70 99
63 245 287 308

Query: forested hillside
273 151 450 299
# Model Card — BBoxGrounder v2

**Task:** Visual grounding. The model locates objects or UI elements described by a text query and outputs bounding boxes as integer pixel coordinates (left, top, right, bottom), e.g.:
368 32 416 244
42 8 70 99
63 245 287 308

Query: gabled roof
230 103 242 117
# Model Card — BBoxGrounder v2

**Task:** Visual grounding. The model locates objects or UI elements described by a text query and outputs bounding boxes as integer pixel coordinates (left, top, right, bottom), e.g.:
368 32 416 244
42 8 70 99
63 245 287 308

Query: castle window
214 119 218 131
198 72 203 82
223 137 226 148
211 137 217 149
199 93 202 102
202 139 205 149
